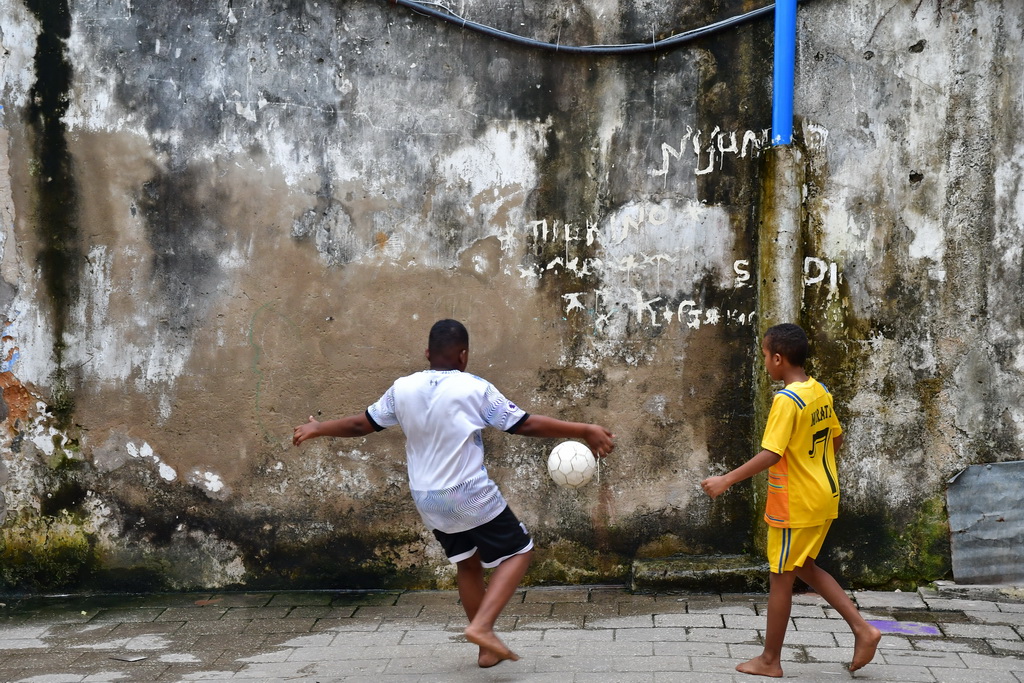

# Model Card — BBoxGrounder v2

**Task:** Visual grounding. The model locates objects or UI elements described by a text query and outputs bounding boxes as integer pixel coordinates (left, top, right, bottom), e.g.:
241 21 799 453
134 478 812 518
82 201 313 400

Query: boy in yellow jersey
701 323 881 678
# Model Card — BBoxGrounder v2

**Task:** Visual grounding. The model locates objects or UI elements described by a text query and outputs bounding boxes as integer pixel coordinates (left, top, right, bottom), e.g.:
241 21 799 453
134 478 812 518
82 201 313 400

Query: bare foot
736 655 783 678
849 623 882 671
478 647 501 668
465 625 518 666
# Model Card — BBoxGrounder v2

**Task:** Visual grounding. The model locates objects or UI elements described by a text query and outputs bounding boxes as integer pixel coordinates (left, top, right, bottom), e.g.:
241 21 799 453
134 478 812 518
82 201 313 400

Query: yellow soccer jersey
761 378 843 528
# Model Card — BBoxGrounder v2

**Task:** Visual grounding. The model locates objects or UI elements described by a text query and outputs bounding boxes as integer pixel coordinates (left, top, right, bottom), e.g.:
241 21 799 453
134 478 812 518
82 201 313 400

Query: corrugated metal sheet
946 461 1024 584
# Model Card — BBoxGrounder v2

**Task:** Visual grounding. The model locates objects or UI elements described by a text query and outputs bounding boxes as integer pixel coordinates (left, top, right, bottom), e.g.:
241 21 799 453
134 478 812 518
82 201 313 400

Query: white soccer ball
547 440 597 489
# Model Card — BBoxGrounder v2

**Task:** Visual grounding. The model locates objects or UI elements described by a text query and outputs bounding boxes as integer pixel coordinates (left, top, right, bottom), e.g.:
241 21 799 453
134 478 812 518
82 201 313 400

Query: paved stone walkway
0 581 1022 682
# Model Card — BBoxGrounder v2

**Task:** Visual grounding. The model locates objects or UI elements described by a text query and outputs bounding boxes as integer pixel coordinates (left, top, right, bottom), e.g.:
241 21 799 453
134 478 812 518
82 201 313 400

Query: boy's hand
701 475 730 499
292 416 321 446
583 425 616 458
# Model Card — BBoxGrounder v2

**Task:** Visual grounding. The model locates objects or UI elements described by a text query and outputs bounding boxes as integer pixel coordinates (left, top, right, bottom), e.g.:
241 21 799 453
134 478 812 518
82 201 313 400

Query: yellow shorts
767 520 833 574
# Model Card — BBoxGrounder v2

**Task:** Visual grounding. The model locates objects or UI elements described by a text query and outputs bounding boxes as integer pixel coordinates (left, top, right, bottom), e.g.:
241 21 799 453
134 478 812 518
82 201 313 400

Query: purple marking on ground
867 619 941 636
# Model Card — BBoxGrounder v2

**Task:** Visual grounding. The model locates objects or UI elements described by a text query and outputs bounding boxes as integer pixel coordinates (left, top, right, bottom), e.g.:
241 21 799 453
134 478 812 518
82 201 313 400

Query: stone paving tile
522 587 591 603
941 623 1022 640
653 672 733 683
827 662 936 681
615 626 688 642
134 593 217 608
752 602 828 618
264 592 335 607
0 623 52 639
685 627 759 644
241 617 319 634
204 593 274 608
958 652 1024 671
351 604 424 619
650 595 693 612
515 615 585 630
176 619 246 636
396 628 470 645
911 636 990 653
79 662 173 681
415 603 465 620
542 627 613 642
613 654 694 672
926 668 1020 682
503 600 555 617
230 660 322 677
927 598 1008 612
219 647 286 665
793 615 854 632
619 601 675 617
687 602 757 616
578 640 657 658
721 613 770 630
551 601 620 619
156 606 228 622
377 616 455 631
892 608 973 623
584 613 655 629
531 652 615 673
393 589 459 606
309 616 386 632
176 672 237 681
991 639 1024 655
90 607 165 623
582 674 656 683
876 648 968 668
966 610 1024 626
187 632 271 651
330 591 403 607
654 613 725 628
654 639 730 657
3 649 87 669
331 630 407 647
690 654 746 674
383 654 483 675
220 606 292 620
856 590 930 609
105 620 183 638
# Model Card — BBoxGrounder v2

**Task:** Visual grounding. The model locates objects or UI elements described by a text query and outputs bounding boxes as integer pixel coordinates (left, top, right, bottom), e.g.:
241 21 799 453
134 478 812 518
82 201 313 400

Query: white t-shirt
366 369 528 533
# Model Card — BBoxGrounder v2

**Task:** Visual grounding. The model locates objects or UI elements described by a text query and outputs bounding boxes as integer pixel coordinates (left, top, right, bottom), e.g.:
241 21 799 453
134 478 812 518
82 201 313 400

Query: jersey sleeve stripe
505 413 530 434
365 409 385 432
776 389 806 409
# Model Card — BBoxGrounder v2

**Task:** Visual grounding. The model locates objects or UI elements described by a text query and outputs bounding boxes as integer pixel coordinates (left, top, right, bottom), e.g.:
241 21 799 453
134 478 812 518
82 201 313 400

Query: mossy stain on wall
0 512 97 593
24 0 81 425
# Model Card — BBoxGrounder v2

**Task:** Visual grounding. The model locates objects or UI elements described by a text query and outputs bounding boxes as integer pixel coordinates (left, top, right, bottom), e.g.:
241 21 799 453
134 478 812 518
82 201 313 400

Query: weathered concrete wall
796 0 1024 585
0 0 1019 592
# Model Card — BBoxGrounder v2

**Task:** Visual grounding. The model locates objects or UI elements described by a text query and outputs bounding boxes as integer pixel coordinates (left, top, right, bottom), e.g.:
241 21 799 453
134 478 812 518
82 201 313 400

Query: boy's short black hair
429 319 469 355
764 323 808 367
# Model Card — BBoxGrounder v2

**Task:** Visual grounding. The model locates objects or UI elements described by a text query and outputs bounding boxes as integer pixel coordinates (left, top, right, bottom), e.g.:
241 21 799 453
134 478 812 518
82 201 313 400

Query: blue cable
389 1 778 55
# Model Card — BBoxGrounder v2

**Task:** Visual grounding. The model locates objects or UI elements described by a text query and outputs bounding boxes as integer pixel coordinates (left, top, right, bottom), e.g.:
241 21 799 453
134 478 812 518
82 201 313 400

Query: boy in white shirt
294 319 615 667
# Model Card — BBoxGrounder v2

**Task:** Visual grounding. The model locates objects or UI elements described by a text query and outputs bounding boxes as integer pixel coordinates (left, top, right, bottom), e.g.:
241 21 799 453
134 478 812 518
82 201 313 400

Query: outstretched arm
700 449 781 499
513 414 615 458
293 413 376 446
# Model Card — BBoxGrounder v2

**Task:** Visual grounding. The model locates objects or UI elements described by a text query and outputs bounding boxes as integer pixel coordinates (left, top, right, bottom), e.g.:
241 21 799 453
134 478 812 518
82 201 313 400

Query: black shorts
432 506 533 568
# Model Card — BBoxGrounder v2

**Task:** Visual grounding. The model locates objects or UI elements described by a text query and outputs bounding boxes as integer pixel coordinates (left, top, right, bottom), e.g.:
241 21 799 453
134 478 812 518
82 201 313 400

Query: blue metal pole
772 0 797 146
